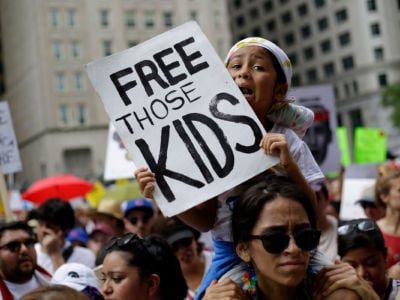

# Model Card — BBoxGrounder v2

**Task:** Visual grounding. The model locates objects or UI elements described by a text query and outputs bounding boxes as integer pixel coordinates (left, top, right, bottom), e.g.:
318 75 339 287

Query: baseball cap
121 198 154 218
166 228 195 245
51 262 100 291
67 228 88 244
355 185 375 205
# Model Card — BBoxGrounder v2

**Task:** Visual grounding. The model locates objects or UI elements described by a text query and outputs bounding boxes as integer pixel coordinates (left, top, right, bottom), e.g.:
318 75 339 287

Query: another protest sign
354 127 386 164
86 21 279 216
336 127 351 166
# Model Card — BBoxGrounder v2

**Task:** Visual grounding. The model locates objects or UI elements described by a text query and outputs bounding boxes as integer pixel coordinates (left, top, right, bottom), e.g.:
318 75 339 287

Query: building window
128 40 138 47
292 74 301 87
342 55 354 70
77 104 87 125
252 27 261 36
301 25 312 38
59 104 69 125
317 17 329 31
71 40 79 60
288 53 297 66
164 12 173 27
144 11 155 28
281 11 292 24
320 39 332 53
323 62 335 77
284 32 296 46
49 8 61 29
56 72 66 92
374 47 384 62
344 82 350 96
338 32 351 47
303 46 314 60
250 7 259 19
234 0 242 8
367 0 377 12
335 9 348 23
350 108 363 131
190 11 197 21
63 148 92 177
236 16 245 27
370 22 381 36
52 40 62 61
125 11 136 28
73 71 82 91
67 9 77 29
297 3 308 16
103 40 112 56
314 0 325 8
306 68 318 82
100 9 110 27
266 19 276 31
353 80 359 94
264 0 274 11
378 73 387 87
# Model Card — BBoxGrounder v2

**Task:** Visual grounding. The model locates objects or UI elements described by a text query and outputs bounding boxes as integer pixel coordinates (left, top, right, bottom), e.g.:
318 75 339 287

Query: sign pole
0 164 13 222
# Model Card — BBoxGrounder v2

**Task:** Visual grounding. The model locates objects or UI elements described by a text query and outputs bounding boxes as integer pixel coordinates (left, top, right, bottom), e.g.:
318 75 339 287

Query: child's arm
134 167 217 232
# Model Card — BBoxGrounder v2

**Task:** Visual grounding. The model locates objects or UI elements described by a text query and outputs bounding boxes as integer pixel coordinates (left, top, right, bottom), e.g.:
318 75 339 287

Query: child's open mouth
239 87 253 96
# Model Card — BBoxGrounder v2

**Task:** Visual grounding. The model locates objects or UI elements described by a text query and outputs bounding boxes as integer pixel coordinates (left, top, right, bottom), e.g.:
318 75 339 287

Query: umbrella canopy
102 180 143 203
22 174 94 204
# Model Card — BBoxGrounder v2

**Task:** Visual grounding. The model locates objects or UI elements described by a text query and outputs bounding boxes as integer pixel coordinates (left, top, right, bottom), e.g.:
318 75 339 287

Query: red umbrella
22 174 94 204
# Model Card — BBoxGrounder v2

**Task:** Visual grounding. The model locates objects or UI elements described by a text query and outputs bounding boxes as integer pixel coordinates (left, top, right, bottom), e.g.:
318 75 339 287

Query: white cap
51 263 100 291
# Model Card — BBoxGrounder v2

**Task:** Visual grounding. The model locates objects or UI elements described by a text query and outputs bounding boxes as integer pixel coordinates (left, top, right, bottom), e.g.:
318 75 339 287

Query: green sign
354 127 387 163
336 127 351 166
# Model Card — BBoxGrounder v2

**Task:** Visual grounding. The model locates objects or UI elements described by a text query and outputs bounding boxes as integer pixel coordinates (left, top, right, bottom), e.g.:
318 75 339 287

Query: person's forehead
1 229 30 243
229 46 272 61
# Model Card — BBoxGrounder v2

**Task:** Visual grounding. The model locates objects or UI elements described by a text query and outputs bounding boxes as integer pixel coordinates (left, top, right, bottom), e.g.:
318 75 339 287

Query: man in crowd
0 221 51 299
121 198 155 237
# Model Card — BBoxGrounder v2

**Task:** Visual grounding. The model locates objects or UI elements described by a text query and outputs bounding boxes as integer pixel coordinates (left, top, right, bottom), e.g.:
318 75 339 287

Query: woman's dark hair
104 234 187 300
232 176 316 246
337 218 387 259
36 198 75 231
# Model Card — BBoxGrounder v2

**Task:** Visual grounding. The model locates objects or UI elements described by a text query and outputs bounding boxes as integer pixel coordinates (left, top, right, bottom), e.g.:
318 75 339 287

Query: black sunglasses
249 228 321 254
129 216 150 226
171 237 193 252
337 220 376 236
0 238 36 253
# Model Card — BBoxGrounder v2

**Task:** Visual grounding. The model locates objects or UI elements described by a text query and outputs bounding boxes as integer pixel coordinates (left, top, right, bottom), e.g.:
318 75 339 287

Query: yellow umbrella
102 180 143 203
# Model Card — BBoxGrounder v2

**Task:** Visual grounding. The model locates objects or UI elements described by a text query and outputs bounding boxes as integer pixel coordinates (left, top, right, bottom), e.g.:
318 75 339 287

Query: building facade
0 0 231 184
228 0 400 155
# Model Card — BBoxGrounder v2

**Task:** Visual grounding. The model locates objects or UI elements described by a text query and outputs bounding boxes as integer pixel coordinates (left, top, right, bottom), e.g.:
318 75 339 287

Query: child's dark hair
36 198 75 231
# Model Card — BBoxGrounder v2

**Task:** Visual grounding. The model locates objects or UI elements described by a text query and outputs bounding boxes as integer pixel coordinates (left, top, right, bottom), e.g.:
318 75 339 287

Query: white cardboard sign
86 21 279 216
0 101 22 174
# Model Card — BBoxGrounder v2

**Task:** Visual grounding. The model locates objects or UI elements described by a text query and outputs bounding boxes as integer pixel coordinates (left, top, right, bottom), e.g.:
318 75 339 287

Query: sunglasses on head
129 216 150 226
171 237 193 252
106 233 144 251
337 219 375 236
0 238 36 253
249 228 321 254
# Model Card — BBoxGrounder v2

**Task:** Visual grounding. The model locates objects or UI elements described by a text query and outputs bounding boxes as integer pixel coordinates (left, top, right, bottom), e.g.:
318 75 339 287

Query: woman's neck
257 282 298 300
381 209 400 234
181 253 206 291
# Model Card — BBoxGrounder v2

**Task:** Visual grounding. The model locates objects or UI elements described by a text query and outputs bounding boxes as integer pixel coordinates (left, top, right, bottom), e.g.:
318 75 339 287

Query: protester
101 233 187 300
51 262 103 300
355 185 385 222
120 198 155 237
20 285 90 300
203 176 359 299
34 198 95 274
87 223 115 263
329 218 400 299
155 217 213 299
89 198 125 237
0 221 52 300
135 36 326 299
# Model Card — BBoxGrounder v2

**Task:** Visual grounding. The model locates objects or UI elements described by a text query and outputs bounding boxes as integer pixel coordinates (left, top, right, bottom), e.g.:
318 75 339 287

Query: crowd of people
1 36 399 300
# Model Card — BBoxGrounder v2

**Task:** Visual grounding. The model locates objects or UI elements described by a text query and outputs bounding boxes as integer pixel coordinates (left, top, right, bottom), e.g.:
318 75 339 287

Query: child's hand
134 167 156 199
259 133 294 168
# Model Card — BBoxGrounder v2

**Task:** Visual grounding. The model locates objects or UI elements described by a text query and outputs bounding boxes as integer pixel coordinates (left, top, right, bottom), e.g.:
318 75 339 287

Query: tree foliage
381 82 400 128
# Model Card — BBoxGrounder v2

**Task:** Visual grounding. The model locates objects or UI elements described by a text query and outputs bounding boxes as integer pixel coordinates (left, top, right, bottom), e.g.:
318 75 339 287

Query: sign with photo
86 21 279 216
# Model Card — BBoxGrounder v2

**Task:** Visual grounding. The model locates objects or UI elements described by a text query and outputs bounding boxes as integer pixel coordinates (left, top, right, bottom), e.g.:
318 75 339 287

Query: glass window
306 68 318 82
288 53 297 65
284 32 296 46
100 9 109 27
323 62 335 77
234 0 242 8
266 19 276 31
338 32 351 46
314 0 325 8
281 11 292 24
320 39 332 53
370 22 381 36
353 80 359 94
317 17 329 31
303 46 314 60
56 72 65 92
264 0 274 11
342 55 354 70
301 25 312 38
236 16 245 27
103 40 112 56
164 12 173 27
252 27 261 36
59 104 69 125
367 0 377 11
71 40 79 60
350 108 363 131
374 47 384 62
297 3 308 16
49 8 61 28
52 40 62 61
344 82 350 96
67 8 77 29
73 71 82 91
335 9 348 23
292 74 301 87
250 7 259 18
125 11 136 28
378 73 387 87
77 104 87 125
190 11 197 21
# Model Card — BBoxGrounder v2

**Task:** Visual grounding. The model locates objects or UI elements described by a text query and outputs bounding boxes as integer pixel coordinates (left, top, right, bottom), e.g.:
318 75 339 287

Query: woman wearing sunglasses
203 176 360 300
101 233 187 300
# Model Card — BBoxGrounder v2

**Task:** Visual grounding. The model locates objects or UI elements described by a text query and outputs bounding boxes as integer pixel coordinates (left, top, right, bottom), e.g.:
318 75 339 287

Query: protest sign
289 84 340 175
104 122 136 181
354 127 386 164
86 21 279 216
336 127 351 166
0 101 22 174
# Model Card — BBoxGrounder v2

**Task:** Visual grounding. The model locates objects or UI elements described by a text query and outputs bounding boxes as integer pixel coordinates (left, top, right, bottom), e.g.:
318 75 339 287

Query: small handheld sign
86 21 279 216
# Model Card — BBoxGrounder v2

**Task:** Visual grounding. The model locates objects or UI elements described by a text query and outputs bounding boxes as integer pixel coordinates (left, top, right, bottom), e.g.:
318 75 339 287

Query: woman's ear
147 274 161 296
236 242 251 263
380 193 389 205
274 82 289 102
